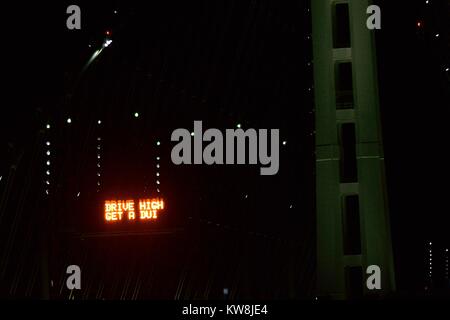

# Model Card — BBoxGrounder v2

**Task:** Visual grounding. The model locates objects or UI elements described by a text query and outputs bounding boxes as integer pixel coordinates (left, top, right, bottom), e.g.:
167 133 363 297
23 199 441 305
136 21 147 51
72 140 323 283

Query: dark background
0 0 449 298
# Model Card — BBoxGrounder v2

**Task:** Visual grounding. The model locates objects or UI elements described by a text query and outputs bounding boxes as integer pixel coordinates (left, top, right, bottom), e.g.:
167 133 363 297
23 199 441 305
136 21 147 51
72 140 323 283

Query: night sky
0 0 449 299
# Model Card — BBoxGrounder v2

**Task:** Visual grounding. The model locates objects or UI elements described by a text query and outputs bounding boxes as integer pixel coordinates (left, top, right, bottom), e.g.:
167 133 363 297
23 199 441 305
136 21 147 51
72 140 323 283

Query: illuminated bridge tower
311 0 395 299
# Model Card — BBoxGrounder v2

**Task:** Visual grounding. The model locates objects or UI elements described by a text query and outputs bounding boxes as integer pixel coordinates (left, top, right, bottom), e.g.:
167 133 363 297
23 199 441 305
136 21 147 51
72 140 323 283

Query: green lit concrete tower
312 0 395 299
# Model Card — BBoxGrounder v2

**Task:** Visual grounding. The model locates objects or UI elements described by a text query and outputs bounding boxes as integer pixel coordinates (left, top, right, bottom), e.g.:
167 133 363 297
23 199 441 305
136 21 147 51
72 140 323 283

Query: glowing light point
98 120 102 125
46 124 51 129
103 39 113 48
156 141 161 146
67 118 72 124
134 112 139 118
237 124 242 129
282 141 287 146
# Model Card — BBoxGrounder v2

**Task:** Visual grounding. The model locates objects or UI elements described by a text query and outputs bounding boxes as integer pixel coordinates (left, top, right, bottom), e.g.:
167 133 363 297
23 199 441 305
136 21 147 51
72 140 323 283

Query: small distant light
45 190 49 195
156 173 160 177
429 242 432 245
157 189 160 193
77 192 80 197
97 137 102 141
46 170 50 176
156 141 161 146
46 161 50 166
283 141 287 146
97 173 101 177
105 30 111 36
46 124 51 129
45 180 50 185
46 141 51 146
97 164 101 168
446 249 449 252
223 288 229 295
156 180 160 185
98 120 102 125
46 151 51 156
67 118 72 124
191 132 195 136
156 157 160 161
114 10 118 14
103 39 113 48
134 112 139 118
290 205 293 209
445 68 450 72
156 164 160 169
97 155 101 159
425 0 429 4
417 22 422 28
244 194 248 199
435 33 440 38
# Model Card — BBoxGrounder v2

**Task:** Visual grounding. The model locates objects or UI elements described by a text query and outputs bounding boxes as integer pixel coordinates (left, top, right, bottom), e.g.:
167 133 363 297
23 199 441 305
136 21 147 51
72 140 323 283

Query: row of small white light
445 248 449 280
97 120 102 192
44 124 52 195
156 139 161 193
428 241 432 279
